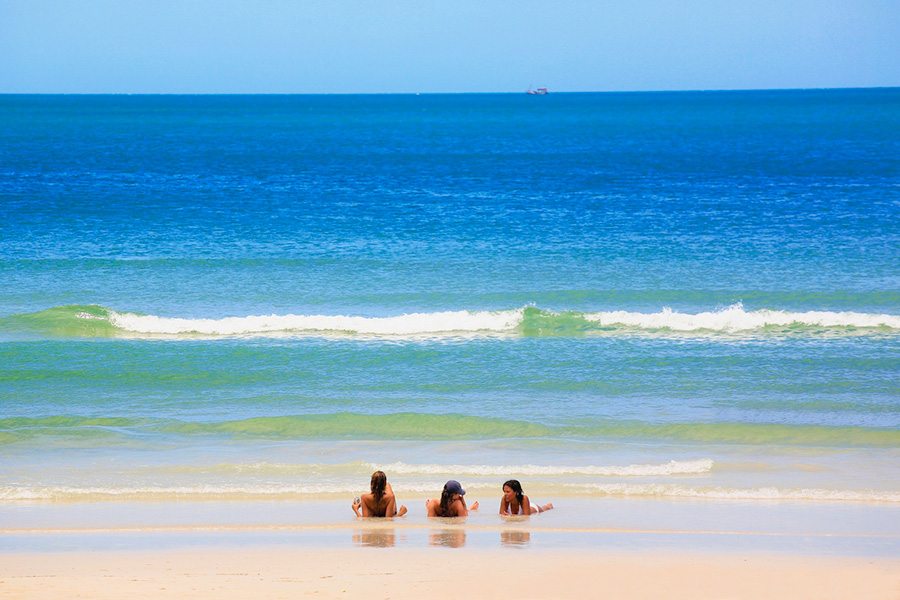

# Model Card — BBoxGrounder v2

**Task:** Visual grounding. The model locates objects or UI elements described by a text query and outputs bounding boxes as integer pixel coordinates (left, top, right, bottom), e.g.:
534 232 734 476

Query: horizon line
1 86 898 97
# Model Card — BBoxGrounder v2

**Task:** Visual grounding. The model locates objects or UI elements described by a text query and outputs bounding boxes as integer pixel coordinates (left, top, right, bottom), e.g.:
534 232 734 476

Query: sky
2 0 899 94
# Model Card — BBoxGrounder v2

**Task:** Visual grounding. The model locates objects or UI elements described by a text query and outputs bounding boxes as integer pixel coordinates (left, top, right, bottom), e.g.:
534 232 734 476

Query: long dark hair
503 479 524 505
439 484 455 517
370 471 387 510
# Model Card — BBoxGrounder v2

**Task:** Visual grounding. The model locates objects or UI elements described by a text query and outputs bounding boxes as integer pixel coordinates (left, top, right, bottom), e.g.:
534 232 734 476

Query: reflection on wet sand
353 529 397 547
501 530 531 546
429 528 467 548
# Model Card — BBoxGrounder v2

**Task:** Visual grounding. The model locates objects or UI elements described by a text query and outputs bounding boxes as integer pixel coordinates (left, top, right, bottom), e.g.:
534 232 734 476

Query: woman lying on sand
352 470 408 517
499 479 553 515
426 480 479 517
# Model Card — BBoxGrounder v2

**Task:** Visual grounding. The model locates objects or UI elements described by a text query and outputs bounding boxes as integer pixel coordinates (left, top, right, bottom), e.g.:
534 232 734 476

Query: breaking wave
575 483 900 503
3 303 899 339
368 459 714 477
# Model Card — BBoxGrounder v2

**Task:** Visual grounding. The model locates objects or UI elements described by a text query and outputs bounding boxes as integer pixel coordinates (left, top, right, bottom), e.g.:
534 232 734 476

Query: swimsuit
509 502 539 514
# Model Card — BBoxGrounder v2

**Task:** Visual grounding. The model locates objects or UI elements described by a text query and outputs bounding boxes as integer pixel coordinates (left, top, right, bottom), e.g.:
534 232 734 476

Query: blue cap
444 480 466 496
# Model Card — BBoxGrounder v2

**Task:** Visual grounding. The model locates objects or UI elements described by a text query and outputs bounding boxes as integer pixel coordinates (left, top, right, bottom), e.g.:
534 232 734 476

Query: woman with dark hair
499 479 553 515
352 470 408 517
426 480 479 517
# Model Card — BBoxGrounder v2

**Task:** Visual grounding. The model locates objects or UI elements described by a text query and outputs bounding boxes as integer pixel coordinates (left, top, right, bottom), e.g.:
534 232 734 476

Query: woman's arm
522 494 533 515
360 493 373 517
499 497 510 515
456 497 478 515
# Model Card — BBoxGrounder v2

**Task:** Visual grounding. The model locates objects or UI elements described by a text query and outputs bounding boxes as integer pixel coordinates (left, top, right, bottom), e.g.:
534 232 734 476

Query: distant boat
526 87 548 95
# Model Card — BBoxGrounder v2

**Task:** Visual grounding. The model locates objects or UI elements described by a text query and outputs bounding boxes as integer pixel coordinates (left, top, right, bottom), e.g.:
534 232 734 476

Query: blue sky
2 0 898 93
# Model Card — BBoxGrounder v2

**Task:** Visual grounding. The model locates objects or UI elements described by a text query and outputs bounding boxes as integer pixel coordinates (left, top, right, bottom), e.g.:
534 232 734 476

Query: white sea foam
0 484 353 501
75 311 104 320
4 480 898 503
575 483 900 503
110 460 715 478
367 459 714 477
85 304 900 337
106 309 524 336
584 303 900 332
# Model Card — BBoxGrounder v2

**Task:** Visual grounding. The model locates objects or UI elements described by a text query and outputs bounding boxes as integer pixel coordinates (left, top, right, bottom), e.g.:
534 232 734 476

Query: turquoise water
1 90 899 508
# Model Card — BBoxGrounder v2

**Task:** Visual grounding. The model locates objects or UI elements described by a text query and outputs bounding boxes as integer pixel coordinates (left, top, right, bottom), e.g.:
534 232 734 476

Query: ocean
1 90 899 533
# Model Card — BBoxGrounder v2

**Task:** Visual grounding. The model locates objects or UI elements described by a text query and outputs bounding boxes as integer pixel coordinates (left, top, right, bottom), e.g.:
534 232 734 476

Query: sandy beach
3 545 898 599
3 496 899 600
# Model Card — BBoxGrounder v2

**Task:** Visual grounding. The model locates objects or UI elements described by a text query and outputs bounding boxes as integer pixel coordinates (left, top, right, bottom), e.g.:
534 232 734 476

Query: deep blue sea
1 90 898 511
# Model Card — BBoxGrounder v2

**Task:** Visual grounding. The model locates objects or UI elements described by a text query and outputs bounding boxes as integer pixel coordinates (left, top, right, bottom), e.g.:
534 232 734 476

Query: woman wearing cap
352 470 408 517
499 479 553 515
426 480 479 517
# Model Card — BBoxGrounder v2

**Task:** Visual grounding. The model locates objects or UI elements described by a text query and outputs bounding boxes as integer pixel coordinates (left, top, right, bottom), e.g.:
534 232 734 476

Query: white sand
2 547 898 599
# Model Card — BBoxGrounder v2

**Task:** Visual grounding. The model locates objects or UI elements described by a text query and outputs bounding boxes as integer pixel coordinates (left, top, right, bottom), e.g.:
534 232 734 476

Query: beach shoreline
3 496 899 598
4 496 898 546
